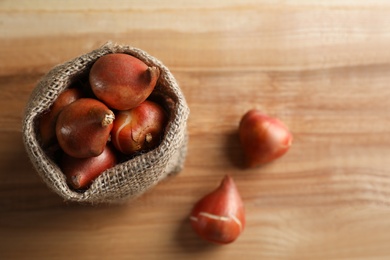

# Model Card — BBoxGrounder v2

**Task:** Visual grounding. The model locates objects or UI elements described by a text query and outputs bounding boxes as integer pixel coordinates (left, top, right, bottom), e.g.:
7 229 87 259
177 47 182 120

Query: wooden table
2 1 390 259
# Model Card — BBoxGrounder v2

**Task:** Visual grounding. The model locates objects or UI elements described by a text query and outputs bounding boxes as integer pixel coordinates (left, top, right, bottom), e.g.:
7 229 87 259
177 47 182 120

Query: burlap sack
22 42 189 204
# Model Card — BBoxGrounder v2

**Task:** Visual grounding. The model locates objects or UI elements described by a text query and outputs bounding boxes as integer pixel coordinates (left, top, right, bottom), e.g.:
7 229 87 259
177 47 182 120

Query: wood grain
2 1 390 259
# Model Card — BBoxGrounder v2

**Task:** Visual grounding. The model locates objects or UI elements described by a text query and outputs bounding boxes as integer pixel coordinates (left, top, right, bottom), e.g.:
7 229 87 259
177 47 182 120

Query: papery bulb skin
111 100 167 155
56 98 115 158
62 145 117 189
39 88 84 147
190 175 245 244
239 109 292 168
89 53 160 110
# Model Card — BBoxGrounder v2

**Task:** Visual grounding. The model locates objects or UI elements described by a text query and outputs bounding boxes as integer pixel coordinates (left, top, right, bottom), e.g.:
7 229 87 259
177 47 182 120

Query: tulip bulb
39 88 84 147
56 98 115 158
190 175 245 244
239 109 292 168
111 100 167 155
89 53 160 111
62 145 117 189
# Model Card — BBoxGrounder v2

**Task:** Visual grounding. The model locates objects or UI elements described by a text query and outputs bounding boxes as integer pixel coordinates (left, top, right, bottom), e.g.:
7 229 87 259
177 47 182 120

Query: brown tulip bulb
239 109 292 168
111 100 167 155
62 145 117 190
56 98 115 158
89 53 160 110
39 88 84 147
190 175 245 244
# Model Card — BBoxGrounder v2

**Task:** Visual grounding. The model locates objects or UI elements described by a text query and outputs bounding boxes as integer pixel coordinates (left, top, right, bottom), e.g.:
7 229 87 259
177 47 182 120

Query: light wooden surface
2 1 390 259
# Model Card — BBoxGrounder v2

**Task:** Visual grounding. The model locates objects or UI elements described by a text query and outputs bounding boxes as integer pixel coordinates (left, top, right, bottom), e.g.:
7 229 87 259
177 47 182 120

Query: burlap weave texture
22 42 189 204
